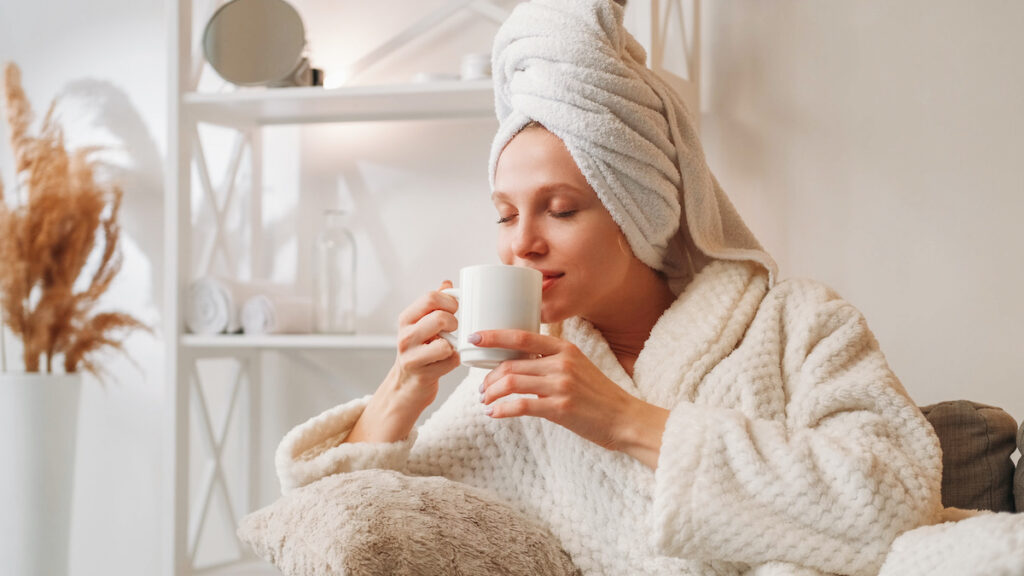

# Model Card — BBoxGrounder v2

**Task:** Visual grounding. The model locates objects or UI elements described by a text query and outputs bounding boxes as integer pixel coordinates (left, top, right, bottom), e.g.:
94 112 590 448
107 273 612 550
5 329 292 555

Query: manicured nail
478 381 485 393
479 393 486 404
483 405 493 416
467 332 481 345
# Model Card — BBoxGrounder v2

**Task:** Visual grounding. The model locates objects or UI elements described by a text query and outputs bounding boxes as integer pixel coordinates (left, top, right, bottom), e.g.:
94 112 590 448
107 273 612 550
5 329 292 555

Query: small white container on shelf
460 52 492 80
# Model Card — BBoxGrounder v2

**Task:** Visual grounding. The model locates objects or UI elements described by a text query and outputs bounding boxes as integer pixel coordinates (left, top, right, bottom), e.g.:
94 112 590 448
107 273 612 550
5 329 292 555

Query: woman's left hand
473 329 668 467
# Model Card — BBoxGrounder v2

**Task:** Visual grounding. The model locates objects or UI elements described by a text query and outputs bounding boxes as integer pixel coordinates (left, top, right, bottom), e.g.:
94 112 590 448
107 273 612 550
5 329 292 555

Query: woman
277 1 942 574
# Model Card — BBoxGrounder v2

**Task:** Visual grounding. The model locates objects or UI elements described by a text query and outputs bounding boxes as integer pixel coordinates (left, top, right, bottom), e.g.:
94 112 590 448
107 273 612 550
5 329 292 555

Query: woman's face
492 127 639 324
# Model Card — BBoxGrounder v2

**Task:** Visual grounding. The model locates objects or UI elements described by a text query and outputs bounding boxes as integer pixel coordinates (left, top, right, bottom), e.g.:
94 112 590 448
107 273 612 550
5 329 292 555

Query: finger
439 279 453 290
397 288 458 327
482 355 560 388
485 396 558 420
438 349 462 370
398 338 456 371
397 309 458 352
418 346 462 380
470 329 563 356
481 373 553 405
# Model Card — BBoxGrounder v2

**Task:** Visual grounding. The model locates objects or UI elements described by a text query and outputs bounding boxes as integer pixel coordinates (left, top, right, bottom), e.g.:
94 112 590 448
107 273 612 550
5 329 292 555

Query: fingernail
479 393 486 404
483 405 493 416
468 332 481 345
478 381 485 393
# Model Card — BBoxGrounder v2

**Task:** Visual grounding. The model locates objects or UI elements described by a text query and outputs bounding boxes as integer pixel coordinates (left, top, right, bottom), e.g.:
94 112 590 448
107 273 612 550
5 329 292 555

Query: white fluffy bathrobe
277 259 945 576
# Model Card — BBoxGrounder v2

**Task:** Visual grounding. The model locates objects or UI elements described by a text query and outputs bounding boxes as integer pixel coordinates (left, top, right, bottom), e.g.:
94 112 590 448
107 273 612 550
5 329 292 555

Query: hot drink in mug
440 265 542 369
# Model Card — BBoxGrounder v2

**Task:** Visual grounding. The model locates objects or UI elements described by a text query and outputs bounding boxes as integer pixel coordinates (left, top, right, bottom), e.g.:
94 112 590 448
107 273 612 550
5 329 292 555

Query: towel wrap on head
488 0 778 290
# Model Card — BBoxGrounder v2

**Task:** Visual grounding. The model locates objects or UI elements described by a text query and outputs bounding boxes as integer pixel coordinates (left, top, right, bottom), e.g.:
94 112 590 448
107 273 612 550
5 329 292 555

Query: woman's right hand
387 279 461 414
346 281 460 443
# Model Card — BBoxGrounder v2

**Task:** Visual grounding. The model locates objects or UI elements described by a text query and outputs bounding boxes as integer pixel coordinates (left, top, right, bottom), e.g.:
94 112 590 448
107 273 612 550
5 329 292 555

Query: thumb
439 279 454 290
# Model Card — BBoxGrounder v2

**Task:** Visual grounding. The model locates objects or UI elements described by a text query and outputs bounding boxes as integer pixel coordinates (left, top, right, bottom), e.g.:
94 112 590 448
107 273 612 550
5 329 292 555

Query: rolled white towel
241 294 314 335
185 277 291 335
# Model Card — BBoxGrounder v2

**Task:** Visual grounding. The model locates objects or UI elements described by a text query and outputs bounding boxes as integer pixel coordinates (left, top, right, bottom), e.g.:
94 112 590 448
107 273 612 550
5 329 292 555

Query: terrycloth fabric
184 276 292 334
240 294 314 335
488 0 778 291
878 512 1024 575
277 260 943 576
276 396 416 491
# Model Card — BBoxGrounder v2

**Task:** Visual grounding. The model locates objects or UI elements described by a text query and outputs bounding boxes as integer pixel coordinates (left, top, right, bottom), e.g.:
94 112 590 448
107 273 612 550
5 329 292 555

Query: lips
540 272 564 292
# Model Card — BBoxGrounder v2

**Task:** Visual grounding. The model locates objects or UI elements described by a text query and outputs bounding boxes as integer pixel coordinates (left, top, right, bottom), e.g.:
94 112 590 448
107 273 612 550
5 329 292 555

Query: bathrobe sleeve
651 280 943 576
275 369 493 493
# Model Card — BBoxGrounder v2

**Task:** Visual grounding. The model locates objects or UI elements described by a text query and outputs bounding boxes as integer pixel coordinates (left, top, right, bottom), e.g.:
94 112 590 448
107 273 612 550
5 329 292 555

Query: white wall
700 1 1024 418
0 0 167 574
2 0 1022 574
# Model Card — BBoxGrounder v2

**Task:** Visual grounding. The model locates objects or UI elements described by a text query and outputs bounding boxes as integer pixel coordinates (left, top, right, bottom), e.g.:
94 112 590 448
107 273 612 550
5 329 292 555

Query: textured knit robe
277 260 943 576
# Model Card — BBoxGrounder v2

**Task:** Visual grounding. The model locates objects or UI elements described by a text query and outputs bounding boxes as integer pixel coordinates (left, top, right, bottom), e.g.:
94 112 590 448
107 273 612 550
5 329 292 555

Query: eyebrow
491 183 584 202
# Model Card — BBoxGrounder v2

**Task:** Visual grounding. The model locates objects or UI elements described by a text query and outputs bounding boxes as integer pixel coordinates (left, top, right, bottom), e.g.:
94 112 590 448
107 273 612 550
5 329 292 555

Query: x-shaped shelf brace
192 127 249 277
186 358 248 568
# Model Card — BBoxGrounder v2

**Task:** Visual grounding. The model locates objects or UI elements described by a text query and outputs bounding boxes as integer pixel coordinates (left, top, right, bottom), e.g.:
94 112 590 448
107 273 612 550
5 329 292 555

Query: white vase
0 372 82 576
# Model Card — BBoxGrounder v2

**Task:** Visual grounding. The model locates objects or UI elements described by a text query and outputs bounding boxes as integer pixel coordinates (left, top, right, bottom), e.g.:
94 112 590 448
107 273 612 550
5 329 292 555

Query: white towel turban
488 0 778 290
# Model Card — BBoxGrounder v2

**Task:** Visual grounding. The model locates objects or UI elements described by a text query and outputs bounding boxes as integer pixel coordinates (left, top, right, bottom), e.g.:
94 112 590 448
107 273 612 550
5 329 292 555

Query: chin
540 303 573 325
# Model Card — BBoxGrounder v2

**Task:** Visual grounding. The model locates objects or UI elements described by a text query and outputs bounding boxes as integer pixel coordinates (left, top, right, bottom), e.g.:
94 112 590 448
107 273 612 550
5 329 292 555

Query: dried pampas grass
0 62 149 382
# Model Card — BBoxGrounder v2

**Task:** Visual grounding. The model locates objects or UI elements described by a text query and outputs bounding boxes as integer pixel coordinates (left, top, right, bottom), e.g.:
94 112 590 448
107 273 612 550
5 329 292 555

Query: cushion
238 469 581 576
1016 419 1024 512
920 400 1017 512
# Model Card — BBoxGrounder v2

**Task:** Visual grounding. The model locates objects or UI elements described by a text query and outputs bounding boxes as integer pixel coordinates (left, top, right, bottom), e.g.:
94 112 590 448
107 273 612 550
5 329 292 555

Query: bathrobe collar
558 260 769 408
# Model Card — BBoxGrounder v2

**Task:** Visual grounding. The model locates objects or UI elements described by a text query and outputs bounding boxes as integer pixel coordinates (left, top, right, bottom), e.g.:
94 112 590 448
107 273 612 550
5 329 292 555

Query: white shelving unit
165 1 514 573
164 1 698 574
183 79 495 126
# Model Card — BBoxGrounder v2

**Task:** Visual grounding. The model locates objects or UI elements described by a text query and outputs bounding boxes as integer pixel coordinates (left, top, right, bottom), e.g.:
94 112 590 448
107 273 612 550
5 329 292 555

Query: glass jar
312 209 357 333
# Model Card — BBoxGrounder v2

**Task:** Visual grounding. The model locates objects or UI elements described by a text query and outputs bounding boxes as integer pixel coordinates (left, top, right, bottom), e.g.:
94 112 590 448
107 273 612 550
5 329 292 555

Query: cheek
586 230 631 274
496 231 513 264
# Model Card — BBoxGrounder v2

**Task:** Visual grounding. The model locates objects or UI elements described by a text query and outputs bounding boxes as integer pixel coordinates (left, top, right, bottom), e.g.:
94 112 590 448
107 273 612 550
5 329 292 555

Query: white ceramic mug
440 264 542 369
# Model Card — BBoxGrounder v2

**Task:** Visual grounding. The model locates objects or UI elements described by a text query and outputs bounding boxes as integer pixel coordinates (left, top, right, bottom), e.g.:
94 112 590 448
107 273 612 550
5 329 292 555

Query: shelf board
183 79 496 126
182 333 397 350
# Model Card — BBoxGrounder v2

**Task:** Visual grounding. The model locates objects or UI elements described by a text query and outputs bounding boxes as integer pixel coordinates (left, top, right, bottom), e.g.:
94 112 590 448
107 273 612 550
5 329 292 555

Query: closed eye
551 210 576 218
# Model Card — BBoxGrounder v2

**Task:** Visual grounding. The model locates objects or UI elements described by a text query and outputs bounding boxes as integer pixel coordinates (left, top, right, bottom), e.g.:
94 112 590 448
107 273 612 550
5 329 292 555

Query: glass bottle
312 209 357 333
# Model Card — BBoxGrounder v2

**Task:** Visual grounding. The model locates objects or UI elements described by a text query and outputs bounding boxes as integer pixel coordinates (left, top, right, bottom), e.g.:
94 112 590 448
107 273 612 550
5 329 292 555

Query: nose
509 214 547 261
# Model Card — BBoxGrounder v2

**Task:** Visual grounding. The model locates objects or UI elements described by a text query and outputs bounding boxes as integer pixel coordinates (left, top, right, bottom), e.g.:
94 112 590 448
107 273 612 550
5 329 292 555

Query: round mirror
202 0 307 87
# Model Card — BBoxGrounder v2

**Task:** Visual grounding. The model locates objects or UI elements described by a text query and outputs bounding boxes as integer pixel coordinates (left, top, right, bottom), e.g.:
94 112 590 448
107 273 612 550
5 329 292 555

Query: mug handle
439 287 461 347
